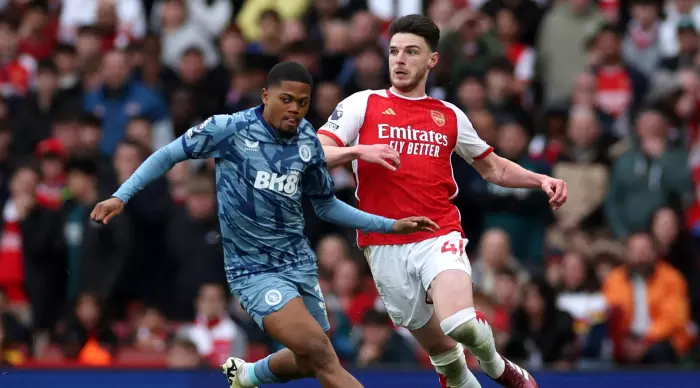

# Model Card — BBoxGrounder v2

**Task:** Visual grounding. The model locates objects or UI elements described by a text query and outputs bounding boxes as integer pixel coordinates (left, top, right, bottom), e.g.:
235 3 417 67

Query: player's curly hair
388 14 440 52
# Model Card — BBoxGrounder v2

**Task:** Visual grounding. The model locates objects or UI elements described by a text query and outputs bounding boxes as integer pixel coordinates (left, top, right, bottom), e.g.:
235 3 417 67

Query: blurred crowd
0 0 700 373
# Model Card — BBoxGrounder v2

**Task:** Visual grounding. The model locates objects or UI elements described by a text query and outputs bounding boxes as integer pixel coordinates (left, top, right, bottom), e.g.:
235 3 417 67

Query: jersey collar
387 87 429 100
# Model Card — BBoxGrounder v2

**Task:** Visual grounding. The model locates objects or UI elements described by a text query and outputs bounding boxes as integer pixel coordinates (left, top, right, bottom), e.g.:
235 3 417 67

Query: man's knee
292 334 337 372
439 307 490 345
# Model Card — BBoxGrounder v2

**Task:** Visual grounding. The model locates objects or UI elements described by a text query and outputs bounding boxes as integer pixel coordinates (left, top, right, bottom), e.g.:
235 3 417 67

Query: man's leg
235 297 362 388
364 242 480 388
430 269 536 387
410 314 482 388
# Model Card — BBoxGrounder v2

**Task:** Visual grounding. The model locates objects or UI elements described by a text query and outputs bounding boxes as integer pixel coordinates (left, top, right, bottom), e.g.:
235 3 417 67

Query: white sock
430 344 482 388
234 363 257 388
440 307 505 379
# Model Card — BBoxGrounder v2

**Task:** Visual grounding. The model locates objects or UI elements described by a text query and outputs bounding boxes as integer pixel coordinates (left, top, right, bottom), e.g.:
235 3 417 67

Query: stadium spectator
622 0 662 77
54 292 118 365
555 251 610 361
62 157 132 307
537 0 604 104
166 337 205 369
605 109 692 239
505 278 578 369
604 233 693 364
85 50 167 155
482 121 552 267
179 283 247 366
130 307 170 352
471 228 527 298
355 309 418 367
166 174 225 321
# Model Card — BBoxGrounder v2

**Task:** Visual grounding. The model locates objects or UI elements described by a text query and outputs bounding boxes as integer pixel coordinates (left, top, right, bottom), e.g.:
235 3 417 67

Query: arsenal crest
431 110 445 127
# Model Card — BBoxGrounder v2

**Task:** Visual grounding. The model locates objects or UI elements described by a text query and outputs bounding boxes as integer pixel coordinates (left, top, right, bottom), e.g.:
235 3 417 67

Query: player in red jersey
317 15 567 388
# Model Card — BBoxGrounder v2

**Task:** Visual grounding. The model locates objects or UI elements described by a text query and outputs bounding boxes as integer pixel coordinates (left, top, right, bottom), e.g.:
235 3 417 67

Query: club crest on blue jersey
299 144 311 162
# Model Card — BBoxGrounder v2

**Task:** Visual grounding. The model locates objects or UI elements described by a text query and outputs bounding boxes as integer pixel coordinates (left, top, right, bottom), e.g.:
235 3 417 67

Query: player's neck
389 86 427 99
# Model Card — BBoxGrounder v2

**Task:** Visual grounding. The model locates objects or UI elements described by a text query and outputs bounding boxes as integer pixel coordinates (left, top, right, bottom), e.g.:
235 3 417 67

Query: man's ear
261 88 269 104
428 52 439 70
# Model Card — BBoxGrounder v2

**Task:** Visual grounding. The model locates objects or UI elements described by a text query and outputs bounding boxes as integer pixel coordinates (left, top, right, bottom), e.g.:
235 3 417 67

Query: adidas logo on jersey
382 108 396 115
254 171 299 196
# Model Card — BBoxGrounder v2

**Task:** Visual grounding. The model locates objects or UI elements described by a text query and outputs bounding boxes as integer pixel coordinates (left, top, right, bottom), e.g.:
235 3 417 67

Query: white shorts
364 231 472 330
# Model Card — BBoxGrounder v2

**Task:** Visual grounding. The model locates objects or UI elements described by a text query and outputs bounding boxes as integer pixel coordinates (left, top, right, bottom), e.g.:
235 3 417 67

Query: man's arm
310 195 394 233
319 135 399 170
316 90 400 171
93 115 228 224
443 101 567 210
471 152 567 210
112 139 187 204
310 195 437 234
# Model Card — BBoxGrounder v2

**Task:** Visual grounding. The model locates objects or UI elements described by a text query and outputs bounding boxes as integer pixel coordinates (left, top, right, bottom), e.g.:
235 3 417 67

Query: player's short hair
264 61 313 89
388 14 440 52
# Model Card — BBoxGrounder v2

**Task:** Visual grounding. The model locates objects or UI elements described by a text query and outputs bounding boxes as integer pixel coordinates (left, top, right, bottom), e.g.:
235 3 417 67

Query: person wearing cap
35 138 67 210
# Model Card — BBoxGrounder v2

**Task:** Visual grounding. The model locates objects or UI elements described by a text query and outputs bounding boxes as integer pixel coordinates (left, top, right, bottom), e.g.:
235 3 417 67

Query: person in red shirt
318 15 567 388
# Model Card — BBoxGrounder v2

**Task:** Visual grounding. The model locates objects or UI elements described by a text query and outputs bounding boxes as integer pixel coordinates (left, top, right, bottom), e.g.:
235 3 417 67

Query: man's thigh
416 232 475 321
229 270 305 331
365 243 434 330
287 268 330 333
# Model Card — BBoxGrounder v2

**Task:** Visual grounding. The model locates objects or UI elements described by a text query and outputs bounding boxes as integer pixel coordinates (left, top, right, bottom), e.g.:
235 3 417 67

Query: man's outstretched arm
310 195 438 235
91 139 189 224
471 152 567 210
112 139 188 204
318 134 400 171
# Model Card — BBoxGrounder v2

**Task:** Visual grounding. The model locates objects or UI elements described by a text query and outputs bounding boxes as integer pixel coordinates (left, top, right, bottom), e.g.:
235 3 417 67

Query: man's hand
90 197 125 224
357 144 400 171
392 216 439 234
540 176 567 210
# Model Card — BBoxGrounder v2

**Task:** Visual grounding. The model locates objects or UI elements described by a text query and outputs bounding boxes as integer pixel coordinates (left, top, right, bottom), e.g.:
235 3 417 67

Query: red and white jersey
317 89 493 247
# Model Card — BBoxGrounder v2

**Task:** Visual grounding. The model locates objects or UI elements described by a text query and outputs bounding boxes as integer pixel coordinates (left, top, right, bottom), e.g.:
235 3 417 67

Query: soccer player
90 61 438 388
317 15 568 388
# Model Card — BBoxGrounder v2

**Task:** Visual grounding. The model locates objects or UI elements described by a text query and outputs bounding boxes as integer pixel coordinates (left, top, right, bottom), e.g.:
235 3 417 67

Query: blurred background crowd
0 0 699 373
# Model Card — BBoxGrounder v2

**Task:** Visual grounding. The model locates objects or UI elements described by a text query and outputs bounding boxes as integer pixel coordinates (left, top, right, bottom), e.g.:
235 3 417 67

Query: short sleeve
303 142 335 199
316 90 370 146
442 102 493 164
181 114 235 159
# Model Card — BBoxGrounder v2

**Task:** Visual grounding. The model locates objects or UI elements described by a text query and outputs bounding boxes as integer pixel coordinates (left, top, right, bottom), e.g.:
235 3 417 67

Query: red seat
115 346 167 367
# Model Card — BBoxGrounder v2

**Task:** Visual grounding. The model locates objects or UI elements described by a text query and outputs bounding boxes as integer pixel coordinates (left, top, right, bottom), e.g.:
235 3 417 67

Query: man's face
66 171 93 200
102 52 130 89
631 4 657 26
261 81 311 134
626 234 657 276
186 191 215 220
197 285 225 318
0 25 17 56
497 123 528 160
179 52 205 84
114 144 142 178
36 71 57 95
314 83 342 119
597 31 620 63
388 33 437 92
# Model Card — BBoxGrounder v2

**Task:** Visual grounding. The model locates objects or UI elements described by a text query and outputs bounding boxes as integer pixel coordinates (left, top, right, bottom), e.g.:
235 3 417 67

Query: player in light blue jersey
90 62 438 388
